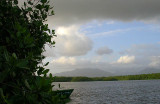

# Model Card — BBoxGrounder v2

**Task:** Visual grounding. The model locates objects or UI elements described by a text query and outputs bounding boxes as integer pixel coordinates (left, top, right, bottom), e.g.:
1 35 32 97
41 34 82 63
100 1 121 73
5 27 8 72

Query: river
53 80 160 104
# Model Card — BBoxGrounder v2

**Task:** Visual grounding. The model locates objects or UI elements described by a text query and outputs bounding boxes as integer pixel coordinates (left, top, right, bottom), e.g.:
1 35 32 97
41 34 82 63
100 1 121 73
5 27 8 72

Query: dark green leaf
37 67 44 75
12 53 17 59
41 0 47 3
44 62 49 66
14 0 18 4
16 60 28 68
4 50 9 62
49 73 52 78
51 10 54 15
28 1 33 5
42 69 49 74
28 7 32 11
25 80 31 90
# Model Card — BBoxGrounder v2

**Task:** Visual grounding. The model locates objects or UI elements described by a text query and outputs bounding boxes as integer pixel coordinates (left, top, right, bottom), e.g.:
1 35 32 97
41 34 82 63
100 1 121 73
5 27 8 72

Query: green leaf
44 62 49 66
16 60 28 68
52 30 55 34
49 73 52 78
28 1 33 5
0 88 4 97
12 53 17 59
35 4 42 10
37 67 44 75
28 7 32 11
12 72 16 77
0 69 10 83
25 80 31 90
14 0 18 4
24 2 26 7
41 0 47 3
51 10 54 15
42 69 49 74
4 50 9 62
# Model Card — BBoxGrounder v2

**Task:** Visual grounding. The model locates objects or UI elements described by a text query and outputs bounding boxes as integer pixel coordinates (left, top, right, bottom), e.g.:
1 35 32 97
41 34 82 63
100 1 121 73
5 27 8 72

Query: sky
39 0 160 74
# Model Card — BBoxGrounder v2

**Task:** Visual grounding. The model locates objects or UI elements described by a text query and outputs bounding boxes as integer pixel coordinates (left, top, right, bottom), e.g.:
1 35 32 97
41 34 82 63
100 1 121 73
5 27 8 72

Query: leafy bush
0 0 62 104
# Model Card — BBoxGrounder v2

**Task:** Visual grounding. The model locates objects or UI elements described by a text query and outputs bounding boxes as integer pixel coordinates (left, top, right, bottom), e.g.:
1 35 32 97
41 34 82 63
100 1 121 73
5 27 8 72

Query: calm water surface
53 80 160 104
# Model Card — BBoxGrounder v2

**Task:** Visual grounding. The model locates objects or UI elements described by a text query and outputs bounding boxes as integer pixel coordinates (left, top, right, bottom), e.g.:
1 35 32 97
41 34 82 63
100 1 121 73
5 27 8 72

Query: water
53 80 160 104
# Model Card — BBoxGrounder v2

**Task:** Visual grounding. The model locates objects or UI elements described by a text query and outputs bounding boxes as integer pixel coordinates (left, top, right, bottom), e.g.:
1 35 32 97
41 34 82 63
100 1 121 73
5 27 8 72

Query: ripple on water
53 80 160 104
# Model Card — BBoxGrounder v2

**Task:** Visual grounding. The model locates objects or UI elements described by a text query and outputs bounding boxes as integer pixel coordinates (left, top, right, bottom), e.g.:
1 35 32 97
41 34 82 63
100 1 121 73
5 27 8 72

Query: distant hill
139 68 160 74
55 68 113 77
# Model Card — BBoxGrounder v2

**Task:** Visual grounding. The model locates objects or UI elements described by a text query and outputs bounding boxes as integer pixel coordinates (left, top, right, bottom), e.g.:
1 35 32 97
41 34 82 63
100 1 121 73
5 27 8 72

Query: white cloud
149 56 160 67
55 25 92 56
43 25 92 57
119 43 160 66
51 57 76 65
45 43 160 74
96 46 113 55
117 55 135 64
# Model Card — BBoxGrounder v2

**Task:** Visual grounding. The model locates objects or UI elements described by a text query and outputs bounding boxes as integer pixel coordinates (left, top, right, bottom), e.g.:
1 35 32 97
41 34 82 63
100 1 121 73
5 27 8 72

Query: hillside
55 68 113 77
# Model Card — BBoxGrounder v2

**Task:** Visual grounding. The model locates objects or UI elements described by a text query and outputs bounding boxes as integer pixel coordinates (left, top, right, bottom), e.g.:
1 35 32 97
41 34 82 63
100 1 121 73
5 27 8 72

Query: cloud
93 28 131 37
43 25 92 57
46 55 143 75
47 0 160 26
47 57 113 73
122 44 160 57
119 43 160 66
54 25 92 56
117 55 135 64
96 46 113 55
51 57 76 65
45 43 160 74
149 56 160 68
43 45 56 57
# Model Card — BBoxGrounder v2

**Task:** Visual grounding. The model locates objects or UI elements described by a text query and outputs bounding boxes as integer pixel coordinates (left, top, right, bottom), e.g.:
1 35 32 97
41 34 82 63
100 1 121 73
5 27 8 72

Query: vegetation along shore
54 73 160 82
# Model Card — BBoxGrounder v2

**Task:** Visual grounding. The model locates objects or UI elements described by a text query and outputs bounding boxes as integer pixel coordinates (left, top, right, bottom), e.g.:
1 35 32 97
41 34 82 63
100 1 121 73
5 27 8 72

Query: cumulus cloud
51 57 76 65
96 46 113 55
47 0 160 26
117 55 135 64
43 25 92 57
54 25 92 56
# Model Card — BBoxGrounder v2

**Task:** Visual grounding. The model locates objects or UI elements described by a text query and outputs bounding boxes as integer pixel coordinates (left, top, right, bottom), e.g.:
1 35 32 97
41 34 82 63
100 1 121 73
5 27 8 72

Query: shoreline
53 73 160 82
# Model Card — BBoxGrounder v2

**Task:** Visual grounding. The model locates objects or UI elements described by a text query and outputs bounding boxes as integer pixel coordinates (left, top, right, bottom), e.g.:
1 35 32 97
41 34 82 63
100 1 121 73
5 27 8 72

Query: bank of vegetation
0 0 66 104
54 73 160 82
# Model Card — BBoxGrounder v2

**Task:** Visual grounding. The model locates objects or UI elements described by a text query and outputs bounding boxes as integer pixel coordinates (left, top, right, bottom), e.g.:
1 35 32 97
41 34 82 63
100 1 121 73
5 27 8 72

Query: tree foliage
54 73 160 82
0 0 62 103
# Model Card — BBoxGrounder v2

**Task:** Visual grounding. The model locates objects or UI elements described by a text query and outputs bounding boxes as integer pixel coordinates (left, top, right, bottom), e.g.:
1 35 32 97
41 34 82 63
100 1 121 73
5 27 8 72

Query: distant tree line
53 73 160 82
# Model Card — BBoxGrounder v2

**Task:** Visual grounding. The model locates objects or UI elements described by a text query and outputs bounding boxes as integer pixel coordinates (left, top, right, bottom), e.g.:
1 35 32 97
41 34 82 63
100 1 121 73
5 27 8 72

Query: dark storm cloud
47 0 160 26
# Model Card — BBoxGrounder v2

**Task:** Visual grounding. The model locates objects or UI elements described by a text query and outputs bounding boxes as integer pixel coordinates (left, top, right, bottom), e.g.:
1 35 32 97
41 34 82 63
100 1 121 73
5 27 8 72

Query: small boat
54 89 74 99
